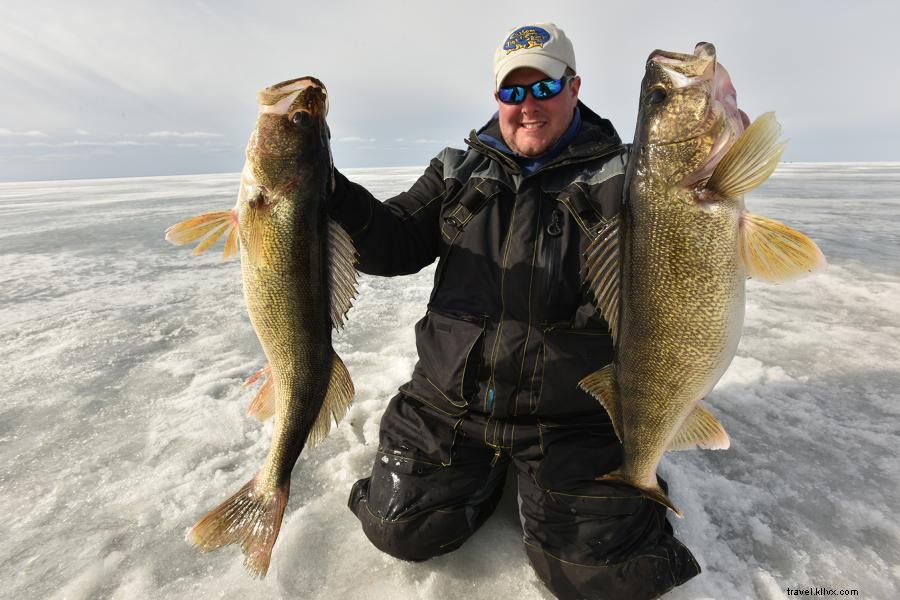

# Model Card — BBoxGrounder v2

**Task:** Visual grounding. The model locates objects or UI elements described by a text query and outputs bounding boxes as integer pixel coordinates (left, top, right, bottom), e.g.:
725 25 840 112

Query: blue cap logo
503 26 552 54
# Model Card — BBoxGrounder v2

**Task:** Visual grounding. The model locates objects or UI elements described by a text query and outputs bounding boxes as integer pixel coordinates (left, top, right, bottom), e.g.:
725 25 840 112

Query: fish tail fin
165 210 239 260
244 364 277 421
598 471 684 518
187 477 289 578
306 352 354 447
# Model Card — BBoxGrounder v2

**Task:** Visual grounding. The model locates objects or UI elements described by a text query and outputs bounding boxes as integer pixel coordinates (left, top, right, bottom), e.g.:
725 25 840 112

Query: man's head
493 23 581 157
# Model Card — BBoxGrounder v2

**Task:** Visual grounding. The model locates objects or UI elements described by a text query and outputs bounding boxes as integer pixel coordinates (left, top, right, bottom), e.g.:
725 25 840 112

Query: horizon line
2 161 900 186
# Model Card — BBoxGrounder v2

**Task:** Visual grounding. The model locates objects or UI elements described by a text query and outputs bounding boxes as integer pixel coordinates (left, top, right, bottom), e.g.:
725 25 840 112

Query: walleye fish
581 43 825 516
165 77 357 576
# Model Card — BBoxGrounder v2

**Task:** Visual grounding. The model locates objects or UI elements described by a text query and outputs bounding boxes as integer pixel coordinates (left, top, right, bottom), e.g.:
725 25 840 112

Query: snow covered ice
1 163 898 599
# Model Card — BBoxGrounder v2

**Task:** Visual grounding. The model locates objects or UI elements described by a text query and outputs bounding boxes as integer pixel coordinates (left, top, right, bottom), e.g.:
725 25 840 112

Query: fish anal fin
165 210 239 260
669 403 731 451
578 364 622 442
328 220 359 329
582 216 621 342
706 111 786 199
187 477 289 578
306 352 354 447
597 471 684 518
740 213 826 282
244 364 277 421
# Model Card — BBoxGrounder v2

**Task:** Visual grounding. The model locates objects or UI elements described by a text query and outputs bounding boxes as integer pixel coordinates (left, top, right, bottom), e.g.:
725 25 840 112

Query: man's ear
570 75 582 97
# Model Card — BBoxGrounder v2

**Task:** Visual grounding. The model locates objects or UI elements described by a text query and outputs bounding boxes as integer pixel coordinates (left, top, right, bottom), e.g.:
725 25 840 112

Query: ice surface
1 164 898 599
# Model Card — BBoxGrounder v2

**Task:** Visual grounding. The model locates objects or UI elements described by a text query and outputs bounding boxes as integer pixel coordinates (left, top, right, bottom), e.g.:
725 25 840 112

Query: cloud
337 136 377 143
144 131 223 139
60 140 154 147
0 128 48 137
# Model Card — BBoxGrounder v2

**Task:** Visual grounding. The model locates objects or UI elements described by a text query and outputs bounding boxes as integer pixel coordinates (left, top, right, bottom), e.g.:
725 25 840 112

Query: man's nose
519 93 541 112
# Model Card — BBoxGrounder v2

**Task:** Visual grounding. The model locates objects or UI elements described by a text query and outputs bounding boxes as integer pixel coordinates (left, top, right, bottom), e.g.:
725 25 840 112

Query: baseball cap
494 23 576 91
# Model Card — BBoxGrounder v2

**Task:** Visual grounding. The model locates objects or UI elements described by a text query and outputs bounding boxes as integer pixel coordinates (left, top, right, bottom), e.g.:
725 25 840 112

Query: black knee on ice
348 477 472 562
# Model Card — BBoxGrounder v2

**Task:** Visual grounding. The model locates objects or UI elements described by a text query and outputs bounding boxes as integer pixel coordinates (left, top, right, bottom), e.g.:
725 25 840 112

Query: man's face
495 67 581 158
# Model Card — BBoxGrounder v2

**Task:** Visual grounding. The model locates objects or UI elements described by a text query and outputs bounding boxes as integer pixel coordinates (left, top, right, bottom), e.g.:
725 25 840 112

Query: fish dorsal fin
578 364 622 442
668 403 730 451
328 220 359 329
164 210 239 260
583 216 621 342
740 213 827 282
306 352 354 447
706 111 787 199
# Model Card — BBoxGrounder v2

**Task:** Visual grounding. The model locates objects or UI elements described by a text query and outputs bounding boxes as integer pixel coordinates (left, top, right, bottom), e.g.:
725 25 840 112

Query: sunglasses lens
532 78 563 99
498 86 526 104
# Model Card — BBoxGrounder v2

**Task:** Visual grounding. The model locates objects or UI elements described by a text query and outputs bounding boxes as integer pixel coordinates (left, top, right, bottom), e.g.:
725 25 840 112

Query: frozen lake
1 163 898 599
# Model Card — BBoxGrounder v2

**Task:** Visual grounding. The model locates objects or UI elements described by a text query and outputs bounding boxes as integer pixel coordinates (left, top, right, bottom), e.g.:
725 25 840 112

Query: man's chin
513 140 550 158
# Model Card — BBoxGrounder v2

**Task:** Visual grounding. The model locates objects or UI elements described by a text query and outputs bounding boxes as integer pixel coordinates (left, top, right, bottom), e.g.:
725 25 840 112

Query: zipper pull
490 448 503 467
547 208 562 236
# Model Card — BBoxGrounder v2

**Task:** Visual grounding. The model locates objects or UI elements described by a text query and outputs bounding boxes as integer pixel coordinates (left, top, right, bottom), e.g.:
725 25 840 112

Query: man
329 23 700 600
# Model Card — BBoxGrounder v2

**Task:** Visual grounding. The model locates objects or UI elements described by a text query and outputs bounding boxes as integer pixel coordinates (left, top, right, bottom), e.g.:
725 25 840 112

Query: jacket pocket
410 310 486 409
530 325 614 416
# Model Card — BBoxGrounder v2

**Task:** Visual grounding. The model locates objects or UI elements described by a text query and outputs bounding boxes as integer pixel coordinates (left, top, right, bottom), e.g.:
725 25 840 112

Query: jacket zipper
544 207 563 307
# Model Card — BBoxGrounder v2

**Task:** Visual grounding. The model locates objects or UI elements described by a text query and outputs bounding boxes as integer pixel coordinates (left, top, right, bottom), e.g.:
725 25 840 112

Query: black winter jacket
330 101 627 423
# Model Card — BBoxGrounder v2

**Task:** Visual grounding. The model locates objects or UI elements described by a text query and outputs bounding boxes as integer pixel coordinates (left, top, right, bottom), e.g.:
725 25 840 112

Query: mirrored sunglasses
497 75 574 105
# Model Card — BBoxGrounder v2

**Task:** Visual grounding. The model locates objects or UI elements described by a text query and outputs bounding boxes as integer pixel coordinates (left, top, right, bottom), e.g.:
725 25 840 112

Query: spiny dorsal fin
668 403 730 451
740 213 827 282
164 210 239 260
583 216 621 342
306 352 354 447
706 111 787 199
578 364 622 442
328 220 359 329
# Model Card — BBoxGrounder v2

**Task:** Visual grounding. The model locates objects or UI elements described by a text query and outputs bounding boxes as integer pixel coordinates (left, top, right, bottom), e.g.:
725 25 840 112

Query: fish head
243 77 331 199
632 42 748 187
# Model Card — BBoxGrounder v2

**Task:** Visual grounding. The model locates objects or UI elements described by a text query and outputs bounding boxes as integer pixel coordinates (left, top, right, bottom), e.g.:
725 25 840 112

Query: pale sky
1 0 897 182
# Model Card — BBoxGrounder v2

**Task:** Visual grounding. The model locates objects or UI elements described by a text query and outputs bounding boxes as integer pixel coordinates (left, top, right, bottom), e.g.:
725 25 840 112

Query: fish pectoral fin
244 363 277 421
598 471 684 518
583 215 621 342
740 213 826 282
187 477 289 578
164 209 240 260
706 111 787 199
668 403 731 451
242 202 270 268
578 364 623 442
328 220 359 329
306 352 354 447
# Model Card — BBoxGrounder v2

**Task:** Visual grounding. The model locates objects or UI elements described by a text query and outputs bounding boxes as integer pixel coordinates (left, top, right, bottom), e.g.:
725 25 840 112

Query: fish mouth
258 77 329 121
650 43 749 186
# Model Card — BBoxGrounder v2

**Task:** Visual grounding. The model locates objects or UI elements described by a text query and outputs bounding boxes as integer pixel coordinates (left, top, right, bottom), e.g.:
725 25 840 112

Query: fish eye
646 87 667 105
291 111 310 126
